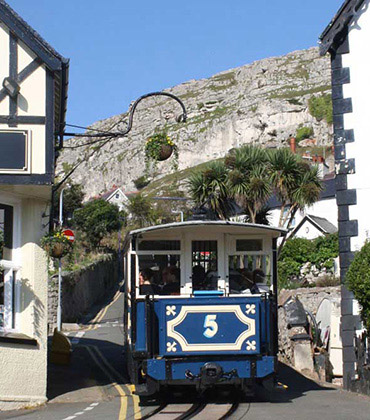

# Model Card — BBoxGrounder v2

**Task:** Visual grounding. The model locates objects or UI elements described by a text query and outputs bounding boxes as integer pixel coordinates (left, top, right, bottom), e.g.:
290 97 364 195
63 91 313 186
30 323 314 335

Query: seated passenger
139 268 159 295
161 266 180 295
192 265 206 291
239 269 259 294
252 268 269 292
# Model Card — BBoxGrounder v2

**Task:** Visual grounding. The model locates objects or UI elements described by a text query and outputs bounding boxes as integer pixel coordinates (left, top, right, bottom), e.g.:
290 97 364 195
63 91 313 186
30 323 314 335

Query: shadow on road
47 337 128 402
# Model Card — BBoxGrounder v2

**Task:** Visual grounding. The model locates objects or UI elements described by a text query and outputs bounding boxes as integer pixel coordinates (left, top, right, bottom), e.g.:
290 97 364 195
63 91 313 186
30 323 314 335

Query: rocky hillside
58 47 332 199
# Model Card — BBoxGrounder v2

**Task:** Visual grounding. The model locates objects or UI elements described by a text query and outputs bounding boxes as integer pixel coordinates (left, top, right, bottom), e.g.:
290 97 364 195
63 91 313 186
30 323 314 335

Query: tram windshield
228 255 271 294
191 240 218 291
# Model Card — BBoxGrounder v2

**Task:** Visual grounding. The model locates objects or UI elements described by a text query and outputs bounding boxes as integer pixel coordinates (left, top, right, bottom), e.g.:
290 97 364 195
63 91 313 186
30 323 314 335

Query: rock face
58 47 332 199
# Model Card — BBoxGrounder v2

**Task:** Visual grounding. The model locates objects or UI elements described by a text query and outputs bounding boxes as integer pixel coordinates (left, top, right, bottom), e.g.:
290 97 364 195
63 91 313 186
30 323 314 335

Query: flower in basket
41 229 73 259
144 131 179 173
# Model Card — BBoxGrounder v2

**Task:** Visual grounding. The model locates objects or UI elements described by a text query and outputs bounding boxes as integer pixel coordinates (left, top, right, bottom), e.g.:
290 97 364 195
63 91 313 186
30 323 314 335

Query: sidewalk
47 340 109 404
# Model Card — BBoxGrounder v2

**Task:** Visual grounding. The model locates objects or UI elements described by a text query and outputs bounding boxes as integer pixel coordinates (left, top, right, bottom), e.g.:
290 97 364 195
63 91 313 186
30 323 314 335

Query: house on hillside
99 185 131 212
319 0 370 389
0 0 68 410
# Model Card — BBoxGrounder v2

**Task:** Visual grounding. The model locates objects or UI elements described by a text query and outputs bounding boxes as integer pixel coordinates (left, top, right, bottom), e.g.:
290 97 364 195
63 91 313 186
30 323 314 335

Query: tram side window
228 255 271 294
138 254 180 295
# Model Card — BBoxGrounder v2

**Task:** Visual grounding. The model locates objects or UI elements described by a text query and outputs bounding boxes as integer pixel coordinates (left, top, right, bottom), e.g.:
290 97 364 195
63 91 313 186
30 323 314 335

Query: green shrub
346 241 370 331
133 176 150 190
280 237 315 264
296 126 314 142
308 94 333 124
73 199 122 249
278 257 302 289
278 234 339 289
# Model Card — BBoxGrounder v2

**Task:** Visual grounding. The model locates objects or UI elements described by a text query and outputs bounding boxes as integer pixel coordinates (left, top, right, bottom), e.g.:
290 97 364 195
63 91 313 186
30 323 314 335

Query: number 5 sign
203 314 218 338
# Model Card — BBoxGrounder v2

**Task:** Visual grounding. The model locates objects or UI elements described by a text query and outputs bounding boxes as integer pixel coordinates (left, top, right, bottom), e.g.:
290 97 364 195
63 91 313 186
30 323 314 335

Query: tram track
142 399 249 419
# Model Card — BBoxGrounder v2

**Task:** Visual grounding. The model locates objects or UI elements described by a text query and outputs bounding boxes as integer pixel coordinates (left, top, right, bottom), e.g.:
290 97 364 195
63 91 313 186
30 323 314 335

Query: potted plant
41 229 72 259
145 131 179 173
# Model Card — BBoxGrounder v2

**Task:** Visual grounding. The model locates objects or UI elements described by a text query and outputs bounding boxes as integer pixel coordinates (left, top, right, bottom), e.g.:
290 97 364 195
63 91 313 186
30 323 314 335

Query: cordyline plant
144 131 179 174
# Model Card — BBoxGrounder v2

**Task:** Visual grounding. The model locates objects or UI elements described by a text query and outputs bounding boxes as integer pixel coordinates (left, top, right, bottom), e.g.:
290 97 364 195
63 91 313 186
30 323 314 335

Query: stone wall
278 286 341 368
48 253 119 331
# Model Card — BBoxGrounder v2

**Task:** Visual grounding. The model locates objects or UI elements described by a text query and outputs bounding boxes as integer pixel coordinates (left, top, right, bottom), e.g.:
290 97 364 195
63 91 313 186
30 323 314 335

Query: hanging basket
157 144 173 161
45 242 69 259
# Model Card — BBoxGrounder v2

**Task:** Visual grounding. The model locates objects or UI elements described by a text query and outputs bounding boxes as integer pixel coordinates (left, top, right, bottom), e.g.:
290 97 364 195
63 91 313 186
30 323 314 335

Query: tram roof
129 220 287 237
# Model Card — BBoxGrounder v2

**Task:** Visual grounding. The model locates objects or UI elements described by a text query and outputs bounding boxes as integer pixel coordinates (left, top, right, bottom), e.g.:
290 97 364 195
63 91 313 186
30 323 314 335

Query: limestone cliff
57 47 332 198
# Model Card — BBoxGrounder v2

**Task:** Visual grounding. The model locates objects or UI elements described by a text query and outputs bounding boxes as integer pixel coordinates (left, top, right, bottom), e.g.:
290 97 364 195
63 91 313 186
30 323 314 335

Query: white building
0 1 68 409
100 186 130 212
320 0 370 388
268 176 337 237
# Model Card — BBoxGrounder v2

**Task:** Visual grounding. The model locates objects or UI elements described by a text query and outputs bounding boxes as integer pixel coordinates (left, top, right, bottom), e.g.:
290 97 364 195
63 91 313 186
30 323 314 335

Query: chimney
290 137 296 154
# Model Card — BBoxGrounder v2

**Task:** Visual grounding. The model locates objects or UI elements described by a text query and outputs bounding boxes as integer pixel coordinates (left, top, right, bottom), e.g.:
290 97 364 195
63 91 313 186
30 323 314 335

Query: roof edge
129 220 288 237
319 0 366 55
0 0 68 71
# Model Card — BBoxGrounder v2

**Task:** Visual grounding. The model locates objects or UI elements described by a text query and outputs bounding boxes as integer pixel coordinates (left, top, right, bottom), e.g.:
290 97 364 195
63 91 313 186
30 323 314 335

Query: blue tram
122 220 286 395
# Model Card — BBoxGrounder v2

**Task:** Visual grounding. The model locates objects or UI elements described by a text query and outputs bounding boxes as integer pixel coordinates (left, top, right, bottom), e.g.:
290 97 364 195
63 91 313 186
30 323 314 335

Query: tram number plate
163 303 260 354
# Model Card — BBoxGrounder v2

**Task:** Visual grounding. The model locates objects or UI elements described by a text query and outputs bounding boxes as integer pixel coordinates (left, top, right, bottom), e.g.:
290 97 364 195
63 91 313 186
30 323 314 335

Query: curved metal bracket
62 91 187 139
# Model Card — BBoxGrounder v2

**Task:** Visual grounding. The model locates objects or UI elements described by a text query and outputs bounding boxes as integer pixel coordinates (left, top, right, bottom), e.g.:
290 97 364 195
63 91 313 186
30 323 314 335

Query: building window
0 202 18 332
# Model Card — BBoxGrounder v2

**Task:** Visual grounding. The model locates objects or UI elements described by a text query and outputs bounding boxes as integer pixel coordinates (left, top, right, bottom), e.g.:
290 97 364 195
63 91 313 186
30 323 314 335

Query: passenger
161 266 180 295
240 269 259 294
253 268 269 293
139 268 159 295
192 265 206 291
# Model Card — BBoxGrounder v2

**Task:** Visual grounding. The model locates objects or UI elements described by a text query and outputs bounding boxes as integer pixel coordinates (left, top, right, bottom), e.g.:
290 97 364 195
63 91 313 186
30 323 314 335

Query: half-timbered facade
0 0 68 409
320 0 370 388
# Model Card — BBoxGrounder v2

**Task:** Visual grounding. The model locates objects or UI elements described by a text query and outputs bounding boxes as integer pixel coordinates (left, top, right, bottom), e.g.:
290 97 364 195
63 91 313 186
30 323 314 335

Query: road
2 288 370 420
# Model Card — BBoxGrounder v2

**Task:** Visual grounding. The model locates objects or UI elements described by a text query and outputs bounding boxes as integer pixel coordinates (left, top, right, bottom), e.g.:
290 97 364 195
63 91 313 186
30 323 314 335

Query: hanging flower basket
41 230 73 259
157 143 173 161
144 131 179 172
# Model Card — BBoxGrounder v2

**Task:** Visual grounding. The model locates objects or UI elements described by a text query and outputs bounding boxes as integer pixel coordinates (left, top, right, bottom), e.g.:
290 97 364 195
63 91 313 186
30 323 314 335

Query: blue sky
7 0 344 128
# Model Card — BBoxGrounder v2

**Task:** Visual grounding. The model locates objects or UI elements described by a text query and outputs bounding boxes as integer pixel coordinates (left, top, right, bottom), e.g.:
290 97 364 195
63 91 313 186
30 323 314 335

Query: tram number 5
203 315 218 338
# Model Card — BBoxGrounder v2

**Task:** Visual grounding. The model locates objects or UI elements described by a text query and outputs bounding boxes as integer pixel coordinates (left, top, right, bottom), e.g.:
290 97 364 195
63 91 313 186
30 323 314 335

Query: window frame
0 194 21 333
226 234 273 296
134 236 183 298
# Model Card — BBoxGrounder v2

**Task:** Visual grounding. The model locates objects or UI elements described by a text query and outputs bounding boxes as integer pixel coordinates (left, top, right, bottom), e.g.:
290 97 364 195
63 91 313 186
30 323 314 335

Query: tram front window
228 255 271 294
138 254 180 295
191 240 218 291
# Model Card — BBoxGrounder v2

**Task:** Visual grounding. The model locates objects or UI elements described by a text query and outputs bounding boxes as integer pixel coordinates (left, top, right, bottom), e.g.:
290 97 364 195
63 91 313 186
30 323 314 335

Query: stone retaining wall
48 253 119 332
278 286 341 367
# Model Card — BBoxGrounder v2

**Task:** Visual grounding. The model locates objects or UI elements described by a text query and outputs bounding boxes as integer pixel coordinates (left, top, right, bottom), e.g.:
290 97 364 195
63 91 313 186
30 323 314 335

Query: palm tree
226 145 271 223
268 148 302 227
187 160 231 219
269 149 323 253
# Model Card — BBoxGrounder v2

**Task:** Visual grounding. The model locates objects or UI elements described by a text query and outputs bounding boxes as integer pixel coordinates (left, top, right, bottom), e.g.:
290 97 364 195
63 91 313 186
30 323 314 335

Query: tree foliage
346 241 370 331
54 182 85 225
73 199 122 248
188 161 231 219
127 193 158 228
296 126 314 142
187 145 323 232
308 94 333 124
278 234 339 289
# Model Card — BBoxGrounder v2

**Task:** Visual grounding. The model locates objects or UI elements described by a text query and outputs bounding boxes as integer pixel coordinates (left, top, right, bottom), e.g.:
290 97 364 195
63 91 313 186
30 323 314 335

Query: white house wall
342 0 370 250
294 220 323 240
0 193 49 409
0 22 47 176
0 24 9 116
268 197 337 231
